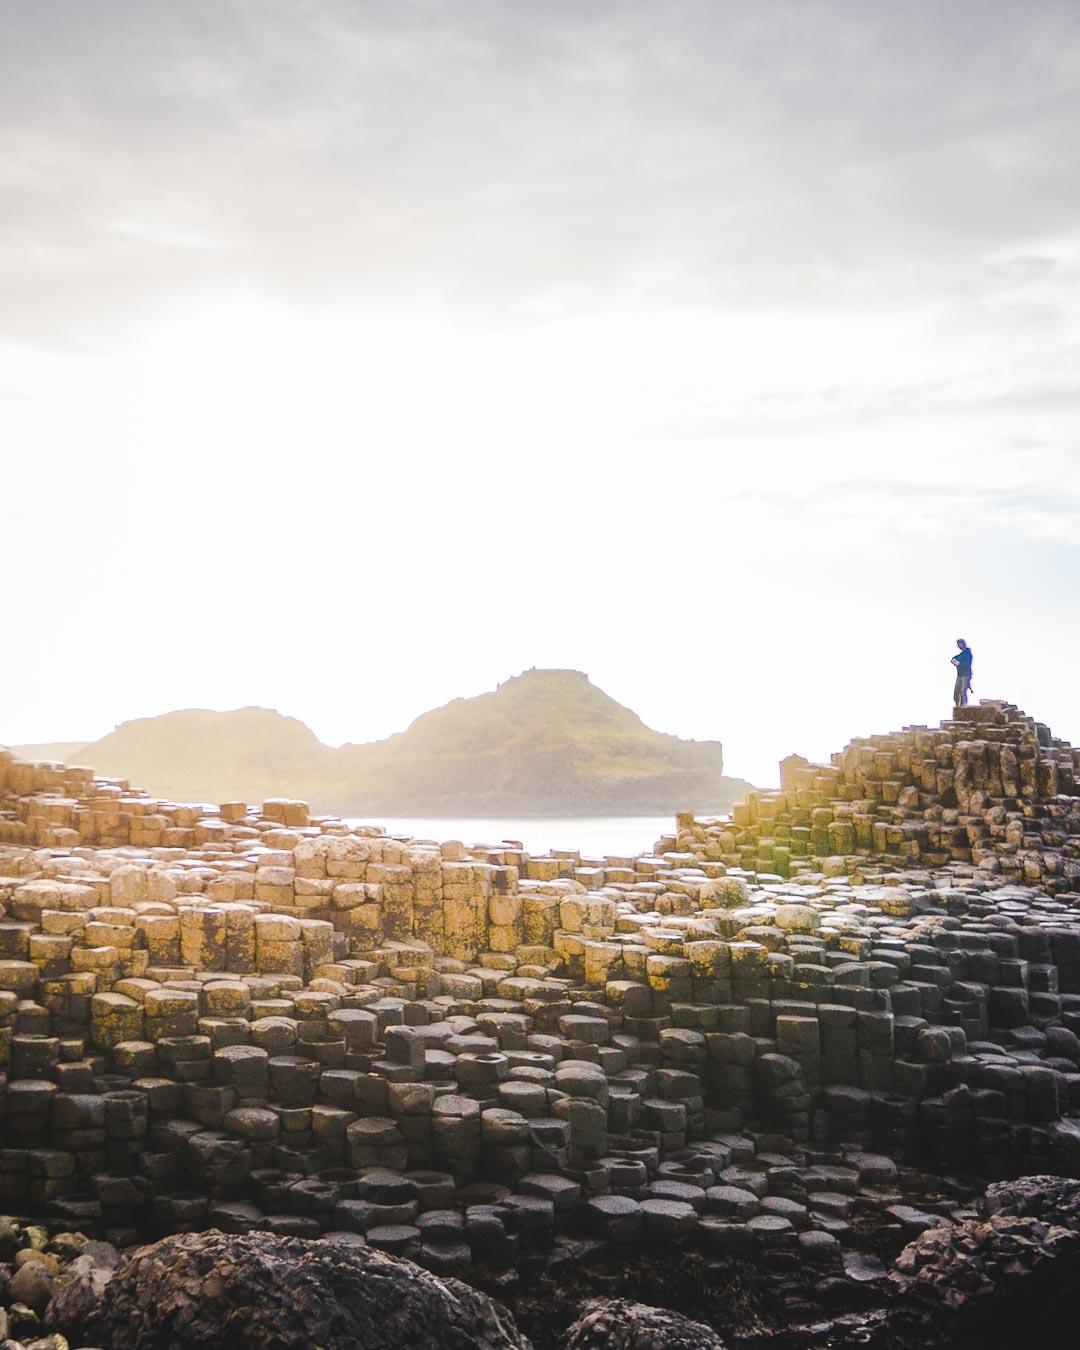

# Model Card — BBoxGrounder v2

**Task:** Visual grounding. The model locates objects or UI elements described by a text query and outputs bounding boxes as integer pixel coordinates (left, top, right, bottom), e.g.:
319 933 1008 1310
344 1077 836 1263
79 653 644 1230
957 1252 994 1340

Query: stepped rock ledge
2 697 1080 1346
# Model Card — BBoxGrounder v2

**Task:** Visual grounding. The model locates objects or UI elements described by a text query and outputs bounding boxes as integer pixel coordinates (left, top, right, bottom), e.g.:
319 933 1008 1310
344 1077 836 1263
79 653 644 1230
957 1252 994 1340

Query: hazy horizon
5 663 1076 795
4 1 1079 788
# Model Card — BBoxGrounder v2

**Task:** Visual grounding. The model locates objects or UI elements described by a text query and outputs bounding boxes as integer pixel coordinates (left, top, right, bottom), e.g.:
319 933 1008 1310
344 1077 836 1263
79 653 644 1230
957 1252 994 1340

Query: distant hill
69 707 330 806
8 741 90 762
69 669 753 815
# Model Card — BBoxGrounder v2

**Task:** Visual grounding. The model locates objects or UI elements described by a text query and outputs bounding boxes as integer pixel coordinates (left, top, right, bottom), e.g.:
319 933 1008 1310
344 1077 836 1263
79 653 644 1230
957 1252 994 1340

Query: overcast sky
3 0 1079 788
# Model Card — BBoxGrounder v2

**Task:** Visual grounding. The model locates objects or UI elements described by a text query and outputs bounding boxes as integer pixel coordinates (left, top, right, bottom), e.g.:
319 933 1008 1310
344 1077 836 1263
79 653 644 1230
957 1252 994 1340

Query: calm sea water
342 816 677 859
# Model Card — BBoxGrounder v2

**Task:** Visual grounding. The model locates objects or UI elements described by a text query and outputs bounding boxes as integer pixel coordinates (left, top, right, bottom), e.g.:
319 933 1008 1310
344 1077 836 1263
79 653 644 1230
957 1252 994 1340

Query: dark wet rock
0 1216 21 1261
562 1298 726 1349
61 1229 531 1349
979 1174 1080 1228
8 1261 55 1314
884 1210 1080 1348
45 1241 121 1338
884 1205 948 1237
841 1252 887 1283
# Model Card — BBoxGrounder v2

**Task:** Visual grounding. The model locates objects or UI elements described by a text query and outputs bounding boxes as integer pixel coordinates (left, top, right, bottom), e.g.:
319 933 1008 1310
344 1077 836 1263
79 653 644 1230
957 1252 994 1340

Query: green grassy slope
69 671 752 814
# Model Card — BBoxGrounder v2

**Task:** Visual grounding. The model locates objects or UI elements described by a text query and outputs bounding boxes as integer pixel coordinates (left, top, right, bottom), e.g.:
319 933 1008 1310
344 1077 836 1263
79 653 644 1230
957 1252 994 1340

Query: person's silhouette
951 638 973 708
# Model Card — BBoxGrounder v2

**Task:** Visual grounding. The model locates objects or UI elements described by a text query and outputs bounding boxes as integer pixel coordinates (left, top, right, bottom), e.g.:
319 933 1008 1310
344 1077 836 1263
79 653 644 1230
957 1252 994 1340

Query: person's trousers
953 674 971 707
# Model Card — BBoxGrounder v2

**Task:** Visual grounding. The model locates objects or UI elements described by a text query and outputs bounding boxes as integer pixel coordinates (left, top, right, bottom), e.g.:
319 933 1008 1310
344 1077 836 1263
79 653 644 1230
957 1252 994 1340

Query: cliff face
65 670 751 814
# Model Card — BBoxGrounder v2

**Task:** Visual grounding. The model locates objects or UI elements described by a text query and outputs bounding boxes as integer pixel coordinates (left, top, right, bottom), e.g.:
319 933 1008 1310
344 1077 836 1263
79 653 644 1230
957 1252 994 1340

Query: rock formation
62 669 749 815
55 1229 531 1349
884 1205 1080 1348
751 701 1080 890
5 1181 1080 1349
563 1298 727 1348
1 697 1080 1345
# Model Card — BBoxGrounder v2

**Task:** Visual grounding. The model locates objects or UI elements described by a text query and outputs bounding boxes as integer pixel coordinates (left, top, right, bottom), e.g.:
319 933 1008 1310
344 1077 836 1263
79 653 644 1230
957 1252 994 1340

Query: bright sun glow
3 2 1080 788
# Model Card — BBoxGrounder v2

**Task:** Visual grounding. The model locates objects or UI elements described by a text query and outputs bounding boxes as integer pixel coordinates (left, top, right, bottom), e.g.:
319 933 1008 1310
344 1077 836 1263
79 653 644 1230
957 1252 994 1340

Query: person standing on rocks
951 638 973 708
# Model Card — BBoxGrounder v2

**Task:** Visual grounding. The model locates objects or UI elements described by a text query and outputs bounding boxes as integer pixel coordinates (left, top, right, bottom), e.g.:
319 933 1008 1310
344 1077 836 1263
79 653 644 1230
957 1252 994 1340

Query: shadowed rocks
3 704 1080 1348
57 1229 531 1350
563 1297 726 1348
792 1175 1080 1350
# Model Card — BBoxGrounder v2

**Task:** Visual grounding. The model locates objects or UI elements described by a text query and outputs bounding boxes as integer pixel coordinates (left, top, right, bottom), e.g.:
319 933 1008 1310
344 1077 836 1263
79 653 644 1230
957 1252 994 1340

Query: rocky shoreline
2 698 1080 1345
4 1172 1080 1347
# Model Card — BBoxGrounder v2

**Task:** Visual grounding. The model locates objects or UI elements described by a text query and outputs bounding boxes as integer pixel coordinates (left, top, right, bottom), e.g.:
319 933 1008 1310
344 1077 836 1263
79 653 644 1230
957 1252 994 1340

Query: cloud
3 0 1080 345
733 472 1080 543
673 359 1080 439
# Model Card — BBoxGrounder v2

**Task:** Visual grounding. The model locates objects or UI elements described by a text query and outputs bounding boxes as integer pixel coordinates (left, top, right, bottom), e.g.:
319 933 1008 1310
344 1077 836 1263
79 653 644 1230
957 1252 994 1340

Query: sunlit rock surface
1 697 1080 1345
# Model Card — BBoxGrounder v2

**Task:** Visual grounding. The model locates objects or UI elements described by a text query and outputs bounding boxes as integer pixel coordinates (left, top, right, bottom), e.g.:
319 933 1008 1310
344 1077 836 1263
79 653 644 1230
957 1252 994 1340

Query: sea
342 816 677 859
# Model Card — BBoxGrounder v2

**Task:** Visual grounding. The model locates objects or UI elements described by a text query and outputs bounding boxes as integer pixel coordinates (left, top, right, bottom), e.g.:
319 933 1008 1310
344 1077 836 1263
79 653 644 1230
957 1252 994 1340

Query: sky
3 0 1080 789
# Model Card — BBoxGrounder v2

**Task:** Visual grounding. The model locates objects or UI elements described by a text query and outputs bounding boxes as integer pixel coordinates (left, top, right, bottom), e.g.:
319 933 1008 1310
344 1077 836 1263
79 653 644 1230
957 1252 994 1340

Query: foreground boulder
563 1298 726 1349
53 1230 530 1350
765 1177 1080 1349
884 1203 1080 1347
44 1239 120 1335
